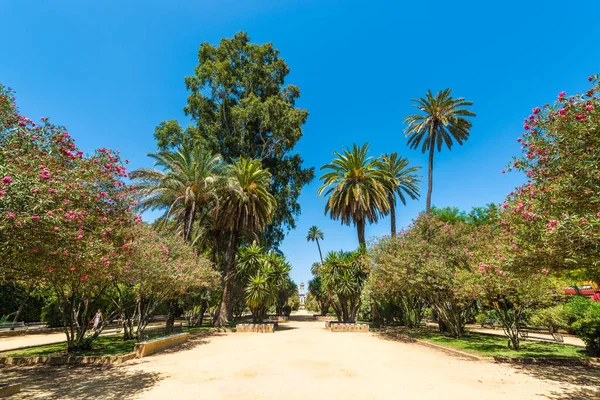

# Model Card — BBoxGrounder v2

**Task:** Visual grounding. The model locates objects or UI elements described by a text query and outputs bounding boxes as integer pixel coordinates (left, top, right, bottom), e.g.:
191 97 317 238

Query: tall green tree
131 145 223 241
214 158 276 326
154 32 314 248
375 153 421 236
318 143 389 248
306 225 325 265
403 89 475 213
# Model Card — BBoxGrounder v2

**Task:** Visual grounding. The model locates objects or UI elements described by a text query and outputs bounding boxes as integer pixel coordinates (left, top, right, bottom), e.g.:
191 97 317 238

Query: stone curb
0 383 21 397
0 352 136 366
412 339 483 361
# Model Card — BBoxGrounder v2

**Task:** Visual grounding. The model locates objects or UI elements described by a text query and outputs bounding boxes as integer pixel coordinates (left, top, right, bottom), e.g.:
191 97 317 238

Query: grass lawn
404 328 588 359
0 336 137 358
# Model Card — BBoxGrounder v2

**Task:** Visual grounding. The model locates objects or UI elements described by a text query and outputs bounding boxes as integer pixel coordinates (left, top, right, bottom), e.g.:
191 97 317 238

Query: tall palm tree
131 145 223 241
214 158 276 326
306 225 325 265
375 153 421 236
318 143 389 248
404 89 475 213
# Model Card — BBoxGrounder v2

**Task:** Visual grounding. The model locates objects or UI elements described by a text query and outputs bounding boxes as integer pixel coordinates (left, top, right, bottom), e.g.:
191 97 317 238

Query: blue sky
3 0 600 287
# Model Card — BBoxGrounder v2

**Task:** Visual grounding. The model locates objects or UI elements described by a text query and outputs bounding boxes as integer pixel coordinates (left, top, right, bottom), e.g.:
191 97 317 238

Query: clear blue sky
3 0 600 286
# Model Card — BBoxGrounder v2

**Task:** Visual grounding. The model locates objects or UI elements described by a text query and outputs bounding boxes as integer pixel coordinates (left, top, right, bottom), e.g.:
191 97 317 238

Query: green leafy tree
375 153 421 235
404 89 475 213
154 32 314 248
319 143 389 247
214 158 276 326
306 225 325 265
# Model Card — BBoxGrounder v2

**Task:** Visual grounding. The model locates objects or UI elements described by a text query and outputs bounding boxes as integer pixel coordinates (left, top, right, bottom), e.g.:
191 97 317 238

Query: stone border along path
3 309 597 399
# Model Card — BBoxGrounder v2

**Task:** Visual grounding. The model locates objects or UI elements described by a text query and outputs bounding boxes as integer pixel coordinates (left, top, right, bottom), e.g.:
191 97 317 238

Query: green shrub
475 311 488 327
569 299 600 356
530 304 570 332
41 299 63 328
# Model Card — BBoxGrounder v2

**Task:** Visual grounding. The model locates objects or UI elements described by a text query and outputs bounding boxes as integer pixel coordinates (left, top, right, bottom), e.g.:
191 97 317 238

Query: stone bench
236 323 275 333
134 332 189 358
330 323 369 333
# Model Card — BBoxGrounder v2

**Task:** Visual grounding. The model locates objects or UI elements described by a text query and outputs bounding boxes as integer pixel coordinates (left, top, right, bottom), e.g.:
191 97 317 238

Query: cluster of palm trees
318 88 475 247
132 146 277 326
236 244 296 321
318 145 421 247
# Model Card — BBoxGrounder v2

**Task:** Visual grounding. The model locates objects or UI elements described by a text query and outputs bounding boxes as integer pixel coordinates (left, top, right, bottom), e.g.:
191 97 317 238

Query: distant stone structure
299 282 306 309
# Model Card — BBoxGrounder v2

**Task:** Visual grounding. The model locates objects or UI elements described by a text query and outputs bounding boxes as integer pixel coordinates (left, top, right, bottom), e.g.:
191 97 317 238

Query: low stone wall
0 352 136 366
330 323 369 332
236 323 275 333
313 315 336 321
0 383 21 397
134 332 189 358
0 327 63 338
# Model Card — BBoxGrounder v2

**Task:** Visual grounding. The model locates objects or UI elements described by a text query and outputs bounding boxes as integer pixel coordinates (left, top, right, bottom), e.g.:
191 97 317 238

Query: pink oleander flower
541 269 548 275
77 235 83 240
32 215 40 221
104 261 110 266
70 267 76 271
40 170 51 180
558 91 566 98
586 104 594 111
48 267 54 272
7 212 15 218
532 107 541 114
1 176 13 184
80 274 89 281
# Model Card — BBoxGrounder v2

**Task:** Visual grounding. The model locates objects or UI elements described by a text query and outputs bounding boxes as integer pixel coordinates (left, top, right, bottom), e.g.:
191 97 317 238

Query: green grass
405 329 588 359
1 336 136 358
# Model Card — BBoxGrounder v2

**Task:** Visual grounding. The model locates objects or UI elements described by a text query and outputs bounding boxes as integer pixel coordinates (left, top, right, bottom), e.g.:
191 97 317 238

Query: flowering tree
371 215 497 337
119 224 219 339
503 74 600 281
0 85 138 351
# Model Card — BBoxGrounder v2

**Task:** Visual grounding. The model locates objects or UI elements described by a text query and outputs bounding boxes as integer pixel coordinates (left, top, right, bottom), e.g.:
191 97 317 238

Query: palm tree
375 153 421 236
306 225 325 265
214 158 276 326
404 89 475 213
131 145 223 241
318 143 389 248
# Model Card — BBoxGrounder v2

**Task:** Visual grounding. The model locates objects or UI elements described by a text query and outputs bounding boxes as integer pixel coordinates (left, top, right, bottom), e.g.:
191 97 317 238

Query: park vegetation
1 30 600 360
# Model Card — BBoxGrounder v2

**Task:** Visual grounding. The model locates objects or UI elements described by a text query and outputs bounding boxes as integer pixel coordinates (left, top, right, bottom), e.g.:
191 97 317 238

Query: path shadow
159 330 223 355
275 325 298 331
1 364 161 399
512 363 600 399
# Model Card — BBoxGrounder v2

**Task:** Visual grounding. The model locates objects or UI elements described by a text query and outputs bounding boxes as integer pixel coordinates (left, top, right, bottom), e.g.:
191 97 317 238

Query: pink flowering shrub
503 74 600 280
370 214 497 337
116 224 219 340
0 85 138 351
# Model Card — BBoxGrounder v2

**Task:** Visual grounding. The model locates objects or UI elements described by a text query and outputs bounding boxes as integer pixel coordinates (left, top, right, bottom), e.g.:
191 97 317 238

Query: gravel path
2 310 597 399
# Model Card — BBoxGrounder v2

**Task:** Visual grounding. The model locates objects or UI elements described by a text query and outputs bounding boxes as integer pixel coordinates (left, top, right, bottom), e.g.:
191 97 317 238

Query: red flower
1 176 12 184
80 274 89 281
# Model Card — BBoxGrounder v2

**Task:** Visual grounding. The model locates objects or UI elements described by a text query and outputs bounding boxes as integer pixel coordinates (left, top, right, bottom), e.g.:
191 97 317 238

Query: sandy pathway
2 311 596 399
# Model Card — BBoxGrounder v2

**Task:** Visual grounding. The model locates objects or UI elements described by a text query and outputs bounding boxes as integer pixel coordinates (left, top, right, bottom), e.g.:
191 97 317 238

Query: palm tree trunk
215 230 239 327
316 239 324 265
389 193 396 236
426 144 434 213
357 219 366 248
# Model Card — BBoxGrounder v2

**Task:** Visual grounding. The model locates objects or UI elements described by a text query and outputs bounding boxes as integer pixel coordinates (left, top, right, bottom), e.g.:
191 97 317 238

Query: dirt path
2 310 597 399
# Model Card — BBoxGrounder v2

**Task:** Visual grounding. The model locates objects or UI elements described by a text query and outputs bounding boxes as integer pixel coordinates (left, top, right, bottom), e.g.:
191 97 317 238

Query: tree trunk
11 299 27 330
356 219 366 248
389 193 396 236
316 239 324 265
426 144 435 213
215 231 239 327
166 299 177 333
